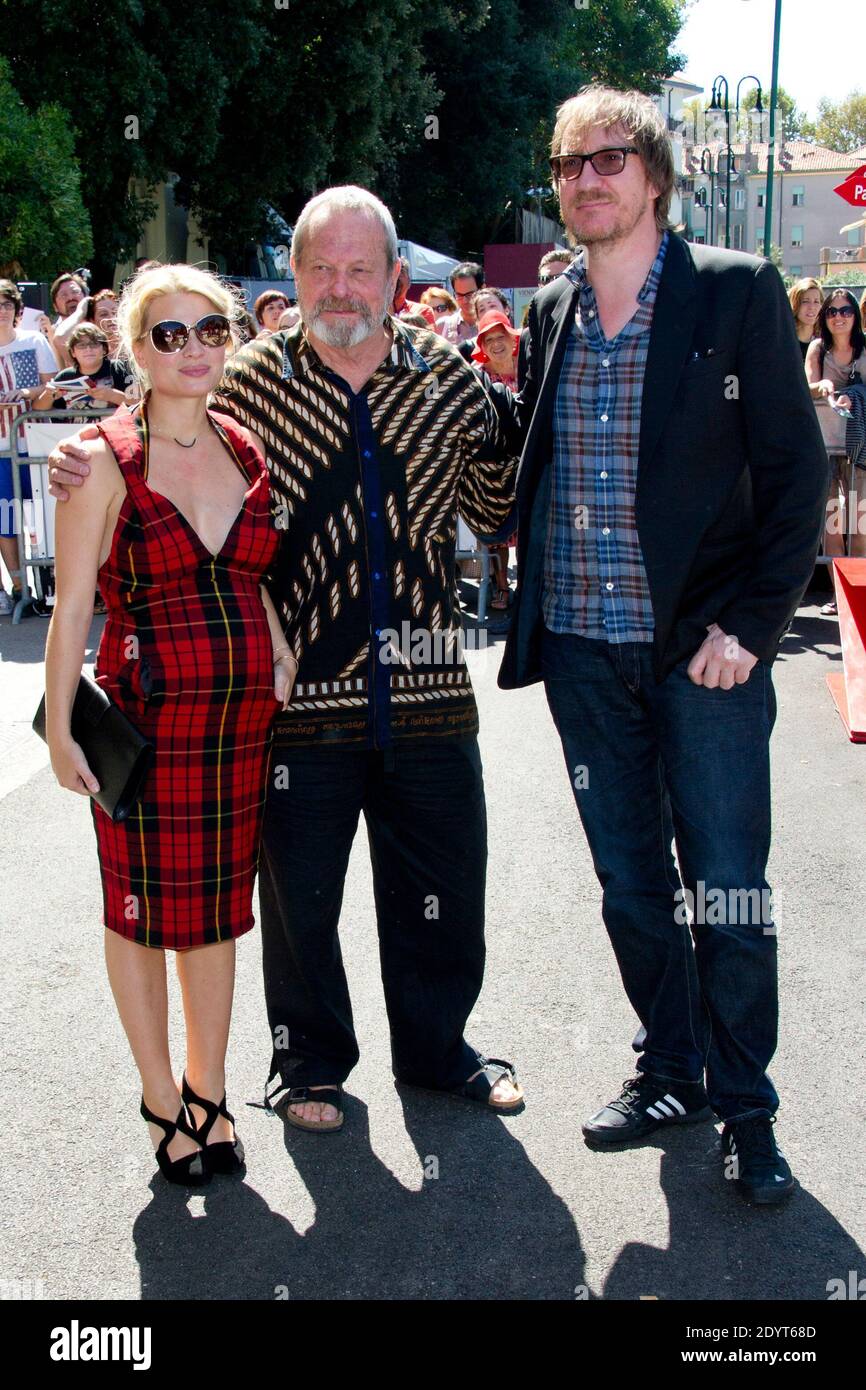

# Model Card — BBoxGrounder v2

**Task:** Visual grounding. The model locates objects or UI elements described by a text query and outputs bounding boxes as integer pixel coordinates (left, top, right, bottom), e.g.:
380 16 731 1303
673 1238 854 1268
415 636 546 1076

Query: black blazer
495 234 829 690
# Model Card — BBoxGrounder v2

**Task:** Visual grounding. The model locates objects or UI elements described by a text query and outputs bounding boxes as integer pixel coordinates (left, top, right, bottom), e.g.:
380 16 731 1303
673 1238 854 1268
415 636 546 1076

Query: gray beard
301 293 390 349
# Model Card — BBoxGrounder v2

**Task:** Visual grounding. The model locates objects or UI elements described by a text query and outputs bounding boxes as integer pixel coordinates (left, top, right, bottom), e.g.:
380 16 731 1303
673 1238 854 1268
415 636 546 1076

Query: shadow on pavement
776 608 842 666
599 1126 865 1301
133 1092 588 1301
132 1098 862 1300
0 610 104 666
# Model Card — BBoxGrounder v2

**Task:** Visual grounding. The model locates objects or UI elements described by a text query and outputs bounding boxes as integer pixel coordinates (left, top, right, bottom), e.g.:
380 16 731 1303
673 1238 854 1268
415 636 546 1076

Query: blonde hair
117 263 244 390
420 287 457 315
551 84 676 232
788 277 823 323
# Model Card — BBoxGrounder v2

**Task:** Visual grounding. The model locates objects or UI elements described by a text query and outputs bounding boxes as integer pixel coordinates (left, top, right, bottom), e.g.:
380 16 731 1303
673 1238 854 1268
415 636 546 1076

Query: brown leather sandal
397 1057 524 1112
275 1085 344 1133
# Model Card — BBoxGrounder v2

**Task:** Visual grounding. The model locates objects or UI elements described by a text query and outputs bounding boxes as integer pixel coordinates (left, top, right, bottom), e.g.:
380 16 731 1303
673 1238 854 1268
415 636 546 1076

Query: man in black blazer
494 85 827 1204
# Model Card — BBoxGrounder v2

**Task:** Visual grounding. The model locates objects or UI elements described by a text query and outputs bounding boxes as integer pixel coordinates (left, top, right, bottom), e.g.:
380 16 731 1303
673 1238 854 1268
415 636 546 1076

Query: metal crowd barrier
2 400 854 623
6 405 113 624
455 516 492 623
814 398 857 568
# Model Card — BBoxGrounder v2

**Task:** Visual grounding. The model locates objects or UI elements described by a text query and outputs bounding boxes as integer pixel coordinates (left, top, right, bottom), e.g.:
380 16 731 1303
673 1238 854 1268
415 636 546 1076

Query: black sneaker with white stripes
582 1073 713 1148
722 1115 795 1204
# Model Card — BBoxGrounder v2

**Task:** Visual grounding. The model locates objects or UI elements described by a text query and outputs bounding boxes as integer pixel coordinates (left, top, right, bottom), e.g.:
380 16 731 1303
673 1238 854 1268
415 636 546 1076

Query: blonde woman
44 265 296 1185
787 277 823 361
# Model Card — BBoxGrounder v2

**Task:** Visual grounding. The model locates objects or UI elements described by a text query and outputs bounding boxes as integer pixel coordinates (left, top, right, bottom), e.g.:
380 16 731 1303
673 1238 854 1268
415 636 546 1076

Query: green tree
181 0 482 267
813 91 866 153
739 85 813 143
0 0 488 275
555 0 685 92
820 269 866 289
0 54 92 278
682 87 813 147
0 0 689 278
0 0 263 281
388 0 685 255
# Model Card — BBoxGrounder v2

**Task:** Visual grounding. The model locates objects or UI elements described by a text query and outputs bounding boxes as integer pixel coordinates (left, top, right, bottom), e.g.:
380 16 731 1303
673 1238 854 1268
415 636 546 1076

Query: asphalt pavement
1 583 864 1302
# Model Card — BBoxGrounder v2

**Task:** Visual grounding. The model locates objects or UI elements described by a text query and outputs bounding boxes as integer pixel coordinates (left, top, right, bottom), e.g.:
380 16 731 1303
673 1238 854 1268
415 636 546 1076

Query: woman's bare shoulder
64 430 126 508
91 432 126 475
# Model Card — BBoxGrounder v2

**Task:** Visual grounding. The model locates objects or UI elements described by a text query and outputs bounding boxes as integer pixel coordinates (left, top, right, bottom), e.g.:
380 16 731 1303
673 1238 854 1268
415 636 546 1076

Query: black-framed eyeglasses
826 305 855 319
549 146 640 182
148 314 231 353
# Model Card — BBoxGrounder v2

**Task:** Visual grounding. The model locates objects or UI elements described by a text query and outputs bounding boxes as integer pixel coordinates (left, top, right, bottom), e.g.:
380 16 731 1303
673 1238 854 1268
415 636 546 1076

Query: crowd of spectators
0 267 147 615
10 245 863 630
0 245 580 619
417 255 866 626
792 279 866 612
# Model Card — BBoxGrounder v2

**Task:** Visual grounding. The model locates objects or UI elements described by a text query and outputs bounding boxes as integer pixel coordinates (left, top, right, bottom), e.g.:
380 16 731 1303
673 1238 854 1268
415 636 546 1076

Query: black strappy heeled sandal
181 1074 246 1174
140 1097 211 1186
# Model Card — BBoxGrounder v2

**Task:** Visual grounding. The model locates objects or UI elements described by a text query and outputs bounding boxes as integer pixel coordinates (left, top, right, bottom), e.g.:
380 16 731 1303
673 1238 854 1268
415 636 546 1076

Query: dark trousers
541 627 779 1122
258 738 487 1093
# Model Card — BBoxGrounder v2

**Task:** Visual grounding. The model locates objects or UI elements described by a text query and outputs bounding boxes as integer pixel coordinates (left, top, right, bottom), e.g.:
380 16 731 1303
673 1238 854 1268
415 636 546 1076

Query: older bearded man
48 186 522 1131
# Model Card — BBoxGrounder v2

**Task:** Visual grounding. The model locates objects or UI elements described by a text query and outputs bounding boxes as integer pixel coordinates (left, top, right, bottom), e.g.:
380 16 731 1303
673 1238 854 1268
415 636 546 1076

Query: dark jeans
258 738 487 1095
541 627 779 1122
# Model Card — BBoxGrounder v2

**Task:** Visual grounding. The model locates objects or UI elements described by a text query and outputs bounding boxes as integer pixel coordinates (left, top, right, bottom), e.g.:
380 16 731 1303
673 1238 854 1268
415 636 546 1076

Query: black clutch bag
33 672 155 823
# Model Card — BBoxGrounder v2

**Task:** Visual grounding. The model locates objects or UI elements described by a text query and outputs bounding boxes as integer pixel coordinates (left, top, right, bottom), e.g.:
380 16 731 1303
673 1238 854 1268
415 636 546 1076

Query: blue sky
674 0 864 121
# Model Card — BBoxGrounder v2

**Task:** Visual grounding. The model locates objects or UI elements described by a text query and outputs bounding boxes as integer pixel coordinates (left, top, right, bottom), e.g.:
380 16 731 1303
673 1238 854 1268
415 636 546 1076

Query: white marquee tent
398 239 460 285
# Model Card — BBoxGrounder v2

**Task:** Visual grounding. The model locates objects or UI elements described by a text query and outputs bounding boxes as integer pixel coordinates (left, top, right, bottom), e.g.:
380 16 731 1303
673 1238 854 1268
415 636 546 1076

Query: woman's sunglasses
825 305 855 319
148 314 231 353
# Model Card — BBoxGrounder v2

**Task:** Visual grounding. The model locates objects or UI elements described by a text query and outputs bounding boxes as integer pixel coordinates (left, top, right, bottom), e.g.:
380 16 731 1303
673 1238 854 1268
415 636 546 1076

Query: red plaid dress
91 402 281 949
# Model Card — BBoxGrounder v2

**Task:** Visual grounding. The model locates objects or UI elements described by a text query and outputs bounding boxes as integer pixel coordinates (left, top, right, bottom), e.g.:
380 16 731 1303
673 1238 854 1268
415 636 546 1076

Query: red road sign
834 165 866 206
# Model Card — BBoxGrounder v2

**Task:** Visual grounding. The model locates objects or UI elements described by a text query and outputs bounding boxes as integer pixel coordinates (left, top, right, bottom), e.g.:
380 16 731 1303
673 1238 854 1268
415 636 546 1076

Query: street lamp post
719 145 738 245
735 77 763 254
693 181 710 243
708 77 732 247
764 0 783 259
699 148 717 246
702 192 711 245
737 1 783 257
708 69 768 253
735 74 763 127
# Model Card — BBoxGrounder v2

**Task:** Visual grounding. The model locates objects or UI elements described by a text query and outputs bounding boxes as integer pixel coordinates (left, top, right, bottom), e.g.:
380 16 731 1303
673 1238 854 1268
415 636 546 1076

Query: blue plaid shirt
543 232 669 642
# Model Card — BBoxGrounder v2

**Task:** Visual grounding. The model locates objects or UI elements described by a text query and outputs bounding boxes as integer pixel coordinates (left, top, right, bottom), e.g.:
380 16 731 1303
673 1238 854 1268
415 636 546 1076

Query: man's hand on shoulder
687 623 758 690
48 424 101 501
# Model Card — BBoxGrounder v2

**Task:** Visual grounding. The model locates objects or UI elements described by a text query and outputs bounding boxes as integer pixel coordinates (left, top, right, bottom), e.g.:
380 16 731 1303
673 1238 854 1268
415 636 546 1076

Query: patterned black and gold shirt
213 317 517 749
